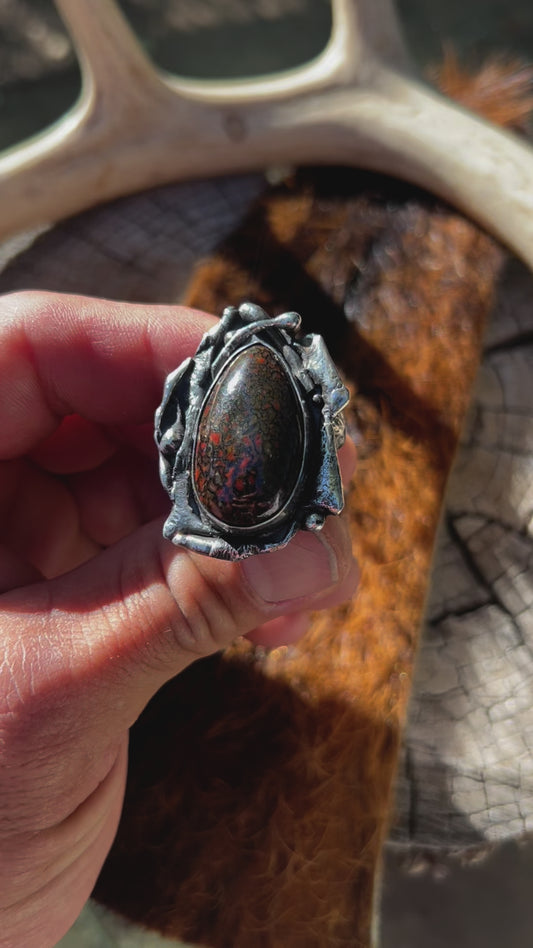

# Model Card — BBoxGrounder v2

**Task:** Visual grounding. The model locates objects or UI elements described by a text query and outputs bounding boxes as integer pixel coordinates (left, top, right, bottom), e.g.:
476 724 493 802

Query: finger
1 459 100 578
0 291 216 459
29 415 117 474
240 525 356 607
1 514 357 768
68 449 166 547
0 545 42 594
246 548 360 648
245 438 357 650
30 421 158 476
246 613 310 648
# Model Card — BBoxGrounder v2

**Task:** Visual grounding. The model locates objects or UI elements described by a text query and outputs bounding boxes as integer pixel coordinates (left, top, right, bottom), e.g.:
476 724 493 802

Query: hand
0 292 358 948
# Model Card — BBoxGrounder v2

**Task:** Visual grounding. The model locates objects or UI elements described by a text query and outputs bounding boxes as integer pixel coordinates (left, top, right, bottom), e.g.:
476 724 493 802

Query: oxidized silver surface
154 302 349 560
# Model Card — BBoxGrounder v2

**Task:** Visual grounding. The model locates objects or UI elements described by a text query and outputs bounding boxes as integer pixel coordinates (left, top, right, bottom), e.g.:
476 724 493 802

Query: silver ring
154 302 349 560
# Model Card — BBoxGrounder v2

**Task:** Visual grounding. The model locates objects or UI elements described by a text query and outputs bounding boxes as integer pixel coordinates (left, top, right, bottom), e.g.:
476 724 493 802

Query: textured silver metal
154 302 349 560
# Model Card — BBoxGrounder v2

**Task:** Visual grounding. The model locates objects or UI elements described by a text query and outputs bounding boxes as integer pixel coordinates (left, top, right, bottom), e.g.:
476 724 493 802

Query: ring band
154 302 349 560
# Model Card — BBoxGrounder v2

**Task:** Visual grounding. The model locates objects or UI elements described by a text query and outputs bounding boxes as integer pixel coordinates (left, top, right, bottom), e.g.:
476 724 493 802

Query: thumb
3 514 357 740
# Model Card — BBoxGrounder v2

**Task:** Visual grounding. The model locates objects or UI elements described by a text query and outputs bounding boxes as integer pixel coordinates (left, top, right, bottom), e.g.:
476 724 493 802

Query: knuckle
2 289 57 323
159 554 258 665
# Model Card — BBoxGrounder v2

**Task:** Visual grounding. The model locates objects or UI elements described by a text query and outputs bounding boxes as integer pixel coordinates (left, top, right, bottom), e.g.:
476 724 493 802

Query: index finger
0 291 216 458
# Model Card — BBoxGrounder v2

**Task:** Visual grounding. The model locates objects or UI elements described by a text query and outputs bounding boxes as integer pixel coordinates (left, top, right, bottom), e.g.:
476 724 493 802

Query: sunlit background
2 0 533 150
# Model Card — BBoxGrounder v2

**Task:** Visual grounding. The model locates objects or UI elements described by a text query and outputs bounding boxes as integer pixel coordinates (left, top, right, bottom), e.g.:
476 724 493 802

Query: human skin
0 292 358 948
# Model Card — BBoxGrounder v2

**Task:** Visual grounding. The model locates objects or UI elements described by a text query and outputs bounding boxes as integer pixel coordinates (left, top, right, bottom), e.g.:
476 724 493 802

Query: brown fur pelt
94 61 531 946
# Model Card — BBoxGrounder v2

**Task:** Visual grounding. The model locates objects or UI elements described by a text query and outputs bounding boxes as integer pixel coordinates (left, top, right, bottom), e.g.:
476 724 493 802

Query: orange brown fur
430 49 533 134
94 63 529 945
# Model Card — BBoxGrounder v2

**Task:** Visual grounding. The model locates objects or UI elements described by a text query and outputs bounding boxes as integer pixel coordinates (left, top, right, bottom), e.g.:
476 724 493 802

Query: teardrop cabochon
192 342 308 533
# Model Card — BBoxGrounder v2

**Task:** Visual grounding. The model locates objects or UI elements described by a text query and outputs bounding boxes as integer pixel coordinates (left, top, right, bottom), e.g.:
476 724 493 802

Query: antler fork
1 0 533 270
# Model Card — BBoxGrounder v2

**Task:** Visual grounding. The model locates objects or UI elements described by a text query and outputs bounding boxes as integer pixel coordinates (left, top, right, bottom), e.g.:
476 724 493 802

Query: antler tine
0 0 182 240
1 0 533 274
54 0 157 90
328 0 410 73
326 0 366 81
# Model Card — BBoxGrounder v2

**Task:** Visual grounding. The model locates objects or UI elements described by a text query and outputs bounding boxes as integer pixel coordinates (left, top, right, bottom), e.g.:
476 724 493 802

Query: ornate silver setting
154 302 349 560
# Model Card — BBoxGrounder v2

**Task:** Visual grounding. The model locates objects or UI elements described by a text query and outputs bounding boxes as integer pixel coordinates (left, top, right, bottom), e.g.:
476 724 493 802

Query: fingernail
242 530 339 604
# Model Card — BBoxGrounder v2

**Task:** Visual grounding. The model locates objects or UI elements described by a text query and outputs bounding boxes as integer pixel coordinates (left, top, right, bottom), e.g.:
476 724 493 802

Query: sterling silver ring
154 302 349 560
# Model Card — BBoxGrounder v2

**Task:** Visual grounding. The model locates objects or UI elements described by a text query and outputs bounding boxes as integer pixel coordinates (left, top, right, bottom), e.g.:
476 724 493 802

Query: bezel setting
154 302 349 560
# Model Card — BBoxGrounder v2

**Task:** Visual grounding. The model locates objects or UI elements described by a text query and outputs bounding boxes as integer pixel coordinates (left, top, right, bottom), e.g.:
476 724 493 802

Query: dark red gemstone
193 344 303 528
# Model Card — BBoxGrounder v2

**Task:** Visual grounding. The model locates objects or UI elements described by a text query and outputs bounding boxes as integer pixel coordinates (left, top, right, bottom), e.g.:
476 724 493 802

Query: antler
2 0 533 270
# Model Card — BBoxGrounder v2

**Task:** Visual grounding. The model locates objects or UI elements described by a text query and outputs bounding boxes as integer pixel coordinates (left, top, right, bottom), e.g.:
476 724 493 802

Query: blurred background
2 0 533 152
1 2 533 946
